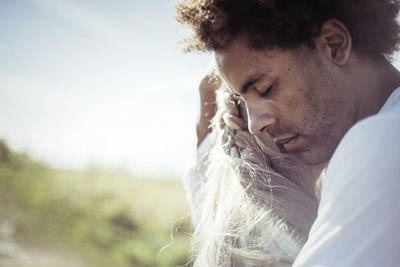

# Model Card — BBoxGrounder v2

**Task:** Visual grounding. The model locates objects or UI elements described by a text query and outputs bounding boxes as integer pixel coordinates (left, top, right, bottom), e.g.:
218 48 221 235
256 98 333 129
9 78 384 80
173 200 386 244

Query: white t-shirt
293 87 400 266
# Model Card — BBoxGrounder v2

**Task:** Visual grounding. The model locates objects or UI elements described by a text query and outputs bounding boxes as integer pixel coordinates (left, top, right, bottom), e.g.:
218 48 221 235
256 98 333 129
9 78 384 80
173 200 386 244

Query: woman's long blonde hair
191 81 320 266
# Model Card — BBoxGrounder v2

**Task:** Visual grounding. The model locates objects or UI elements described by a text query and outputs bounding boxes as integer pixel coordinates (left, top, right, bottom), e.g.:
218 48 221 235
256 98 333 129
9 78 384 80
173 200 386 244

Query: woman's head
191 83 321 266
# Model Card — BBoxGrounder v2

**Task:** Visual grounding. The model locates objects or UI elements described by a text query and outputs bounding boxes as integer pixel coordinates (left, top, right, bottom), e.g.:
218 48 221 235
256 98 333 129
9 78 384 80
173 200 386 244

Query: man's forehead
214 47 273 93
213 54 238 93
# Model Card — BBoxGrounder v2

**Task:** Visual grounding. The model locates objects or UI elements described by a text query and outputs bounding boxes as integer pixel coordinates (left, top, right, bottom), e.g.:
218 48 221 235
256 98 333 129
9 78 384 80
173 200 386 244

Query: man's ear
313 19 352 66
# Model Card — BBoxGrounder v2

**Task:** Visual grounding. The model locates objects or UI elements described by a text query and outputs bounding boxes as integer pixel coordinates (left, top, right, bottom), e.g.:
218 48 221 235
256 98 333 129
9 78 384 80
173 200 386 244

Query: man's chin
291 149 331 166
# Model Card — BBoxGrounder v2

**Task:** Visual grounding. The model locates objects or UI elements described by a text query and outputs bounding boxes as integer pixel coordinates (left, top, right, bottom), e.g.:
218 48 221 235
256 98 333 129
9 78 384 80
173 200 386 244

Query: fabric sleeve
182 134 211 226
293 115 400 267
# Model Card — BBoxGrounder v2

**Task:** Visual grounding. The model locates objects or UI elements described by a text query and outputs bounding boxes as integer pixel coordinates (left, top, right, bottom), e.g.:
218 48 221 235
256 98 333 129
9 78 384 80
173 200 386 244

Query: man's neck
353 56 400 121
309 56 400 202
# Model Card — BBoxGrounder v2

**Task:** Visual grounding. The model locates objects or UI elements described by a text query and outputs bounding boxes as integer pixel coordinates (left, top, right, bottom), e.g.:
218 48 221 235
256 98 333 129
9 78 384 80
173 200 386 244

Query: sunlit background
0 0 212 177
0 1 212 266
2 1 400 177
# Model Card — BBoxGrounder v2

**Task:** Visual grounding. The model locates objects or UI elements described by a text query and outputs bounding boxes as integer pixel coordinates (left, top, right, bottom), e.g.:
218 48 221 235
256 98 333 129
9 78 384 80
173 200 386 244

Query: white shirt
293 87 400 266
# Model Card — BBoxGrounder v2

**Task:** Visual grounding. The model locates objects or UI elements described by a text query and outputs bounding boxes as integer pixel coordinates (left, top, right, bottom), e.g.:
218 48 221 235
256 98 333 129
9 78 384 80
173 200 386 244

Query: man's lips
274 135 300 151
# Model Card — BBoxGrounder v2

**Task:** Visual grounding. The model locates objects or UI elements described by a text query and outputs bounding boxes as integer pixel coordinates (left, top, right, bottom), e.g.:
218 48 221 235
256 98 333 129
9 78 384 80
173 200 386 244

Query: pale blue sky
0 0 211 176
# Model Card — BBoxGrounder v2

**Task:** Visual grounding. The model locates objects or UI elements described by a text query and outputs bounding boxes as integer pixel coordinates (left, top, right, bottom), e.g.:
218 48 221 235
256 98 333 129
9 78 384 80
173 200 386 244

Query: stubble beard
289 56 343 166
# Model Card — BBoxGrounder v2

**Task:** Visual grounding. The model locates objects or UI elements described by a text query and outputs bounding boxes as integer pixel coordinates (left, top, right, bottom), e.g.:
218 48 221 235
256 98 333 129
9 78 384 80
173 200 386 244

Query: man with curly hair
177 0 400 266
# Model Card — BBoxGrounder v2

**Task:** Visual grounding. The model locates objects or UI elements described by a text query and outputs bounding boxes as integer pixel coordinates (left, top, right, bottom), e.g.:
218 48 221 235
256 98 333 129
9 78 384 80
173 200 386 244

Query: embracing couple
177 0 400 266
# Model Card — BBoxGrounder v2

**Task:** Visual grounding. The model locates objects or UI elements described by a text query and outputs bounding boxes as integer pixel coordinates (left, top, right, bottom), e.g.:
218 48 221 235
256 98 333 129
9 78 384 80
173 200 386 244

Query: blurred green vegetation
0 140 193 267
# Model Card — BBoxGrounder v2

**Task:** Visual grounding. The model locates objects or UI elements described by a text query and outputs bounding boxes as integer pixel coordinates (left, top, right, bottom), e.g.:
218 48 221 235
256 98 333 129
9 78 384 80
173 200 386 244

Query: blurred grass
0 140 193 267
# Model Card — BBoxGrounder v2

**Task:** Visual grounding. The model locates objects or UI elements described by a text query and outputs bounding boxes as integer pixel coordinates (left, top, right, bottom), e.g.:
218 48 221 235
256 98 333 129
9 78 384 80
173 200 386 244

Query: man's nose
246 104 277 136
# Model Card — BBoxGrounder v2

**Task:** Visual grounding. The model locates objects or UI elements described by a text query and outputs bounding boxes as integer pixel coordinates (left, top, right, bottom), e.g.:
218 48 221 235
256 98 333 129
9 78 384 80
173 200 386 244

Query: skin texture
215 44 349 165
213 20 400 166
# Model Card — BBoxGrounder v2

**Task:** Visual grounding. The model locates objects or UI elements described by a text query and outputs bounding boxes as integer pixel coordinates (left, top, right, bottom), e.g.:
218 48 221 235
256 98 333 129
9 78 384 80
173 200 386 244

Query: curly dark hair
175 0 400 58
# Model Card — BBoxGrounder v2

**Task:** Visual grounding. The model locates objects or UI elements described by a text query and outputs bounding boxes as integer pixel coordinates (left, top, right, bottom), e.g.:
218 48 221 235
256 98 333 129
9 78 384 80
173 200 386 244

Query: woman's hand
196 67 220 147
